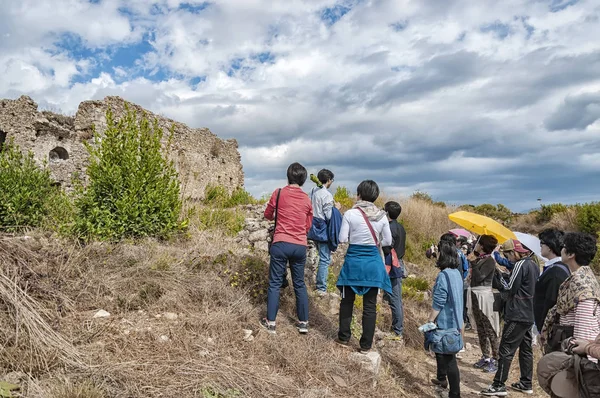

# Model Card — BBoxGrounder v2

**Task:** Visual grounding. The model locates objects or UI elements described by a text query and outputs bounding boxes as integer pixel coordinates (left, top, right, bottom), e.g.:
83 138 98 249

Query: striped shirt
560 299 600 362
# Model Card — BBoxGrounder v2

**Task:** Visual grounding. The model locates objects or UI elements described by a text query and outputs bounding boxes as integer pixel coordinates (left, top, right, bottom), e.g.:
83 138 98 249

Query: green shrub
73 108 185 241
334 186 354 210
204 185 229 206
195 207 245 236
472 203 512 223
411 191 434 203
0 139 62 232
204 185 256 208
228 187 256 206
221 255 269 302
404 276 430 291
537 203 569 223
576 202 600 235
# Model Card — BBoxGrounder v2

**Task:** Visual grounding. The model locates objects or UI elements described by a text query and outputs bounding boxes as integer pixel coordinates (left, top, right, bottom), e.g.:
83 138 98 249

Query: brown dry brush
0 239 85 375
0 235 414 397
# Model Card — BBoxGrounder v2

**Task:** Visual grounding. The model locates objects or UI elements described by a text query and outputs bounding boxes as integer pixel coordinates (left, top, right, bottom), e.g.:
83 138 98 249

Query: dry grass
0 240 85 375
0 230 421 397
510 207 579 234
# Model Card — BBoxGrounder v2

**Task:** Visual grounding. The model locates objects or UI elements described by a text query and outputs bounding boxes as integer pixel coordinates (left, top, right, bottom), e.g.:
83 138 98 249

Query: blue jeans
383 277 404 335
267 242 309 322
315 241 331 292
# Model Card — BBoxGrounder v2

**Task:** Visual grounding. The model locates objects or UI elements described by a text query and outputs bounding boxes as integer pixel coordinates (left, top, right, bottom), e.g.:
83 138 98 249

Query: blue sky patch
254 52 275 64
190 76 207 86
390 21 408 32
321 4 351 26
179 2 212 14
549 0 579 12
480 21 511 39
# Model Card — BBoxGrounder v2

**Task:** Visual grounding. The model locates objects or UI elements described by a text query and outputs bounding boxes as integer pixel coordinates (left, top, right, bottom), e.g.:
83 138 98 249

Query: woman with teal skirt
335 180 392 353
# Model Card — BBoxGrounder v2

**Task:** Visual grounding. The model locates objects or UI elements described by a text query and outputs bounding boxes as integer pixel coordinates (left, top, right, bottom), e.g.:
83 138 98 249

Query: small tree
0 139 59 231
334 186 354 210
74 108 185 240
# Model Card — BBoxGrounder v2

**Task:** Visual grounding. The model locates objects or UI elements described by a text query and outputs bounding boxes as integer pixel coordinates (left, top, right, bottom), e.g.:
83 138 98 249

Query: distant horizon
2 0 599 212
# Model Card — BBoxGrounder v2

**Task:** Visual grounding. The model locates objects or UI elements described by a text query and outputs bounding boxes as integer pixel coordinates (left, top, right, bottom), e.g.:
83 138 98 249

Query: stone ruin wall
0 95 244 199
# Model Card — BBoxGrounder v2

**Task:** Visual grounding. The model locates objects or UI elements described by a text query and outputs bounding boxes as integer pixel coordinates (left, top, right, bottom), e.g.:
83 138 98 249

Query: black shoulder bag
267 189 282 252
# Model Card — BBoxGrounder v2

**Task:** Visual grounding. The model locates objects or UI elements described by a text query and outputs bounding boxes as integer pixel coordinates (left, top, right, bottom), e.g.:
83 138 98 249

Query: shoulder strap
273 188 282 232
574 354 591 398
554 262 571 277
356 207 378 245
442 271 461 330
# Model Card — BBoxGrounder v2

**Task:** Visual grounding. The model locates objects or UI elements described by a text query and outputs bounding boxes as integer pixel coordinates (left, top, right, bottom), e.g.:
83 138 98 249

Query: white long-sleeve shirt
339 208 392 246
309 186 334 220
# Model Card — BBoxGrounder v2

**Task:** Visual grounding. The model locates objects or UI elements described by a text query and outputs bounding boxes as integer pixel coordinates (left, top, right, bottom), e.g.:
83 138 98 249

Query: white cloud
2 0 600 210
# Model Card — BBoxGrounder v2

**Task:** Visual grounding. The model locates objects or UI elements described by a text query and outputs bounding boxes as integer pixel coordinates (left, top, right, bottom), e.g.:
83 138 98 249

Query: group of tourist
259 162 600 398
419 223 599 397
260 162 406 350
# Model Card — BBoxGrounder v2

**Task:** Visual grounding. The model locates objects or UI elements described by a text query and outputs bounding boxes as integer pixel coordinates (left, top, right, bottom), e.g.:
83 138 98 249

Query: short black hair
440 233 457 244
457 236 468 245
287 162 307 186
384 201 402 220
563 232 597 266
538 228 564 257
478 234 498 255
317 169 334 185
437 241 460 270
356 180 379 203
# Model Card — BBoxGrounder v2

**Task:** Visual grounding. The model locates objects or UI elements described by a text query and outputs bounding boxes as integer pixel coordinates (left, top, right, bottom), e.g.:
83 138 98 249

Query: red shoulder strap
357 207 378 246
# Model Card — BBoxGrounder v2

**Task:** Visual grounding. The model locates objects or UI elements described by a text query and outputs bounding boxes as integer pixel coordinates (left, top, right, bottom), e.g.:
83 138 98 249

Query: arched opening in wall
0 130 6 151
49 146 69 161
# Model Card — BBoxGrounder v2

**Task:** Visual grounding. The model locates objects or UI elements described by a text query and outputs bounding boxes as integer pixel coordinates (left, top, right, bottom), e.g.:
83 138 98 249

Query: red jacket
264 186 313 246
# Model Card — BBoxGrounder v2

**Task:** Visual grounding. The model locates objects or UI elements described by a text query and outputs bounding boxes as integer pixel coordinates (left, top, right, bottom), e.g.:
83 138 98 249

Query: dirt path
422 330 546 397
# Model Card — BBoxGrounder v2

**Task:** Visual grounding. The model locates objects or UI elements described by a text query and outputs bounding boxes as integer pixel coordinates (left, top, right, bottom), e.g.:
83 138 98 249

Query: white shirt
309 187 334 220
544 257 561 267
339 208 392 246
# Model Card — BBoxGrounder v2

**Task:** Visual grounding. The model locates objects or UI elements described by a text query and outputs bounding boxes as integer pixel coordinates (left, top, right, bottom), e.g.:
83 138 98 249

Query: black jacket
470 256 495 287
533 261 570 330
382 220 406 259
501 257 540 324
382 220 406 279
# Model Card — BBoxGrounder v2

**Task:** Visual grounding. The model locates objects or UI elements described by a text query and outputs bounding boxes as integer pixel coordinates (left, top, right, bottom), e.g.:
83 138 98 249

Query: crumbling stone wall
0 95 244 198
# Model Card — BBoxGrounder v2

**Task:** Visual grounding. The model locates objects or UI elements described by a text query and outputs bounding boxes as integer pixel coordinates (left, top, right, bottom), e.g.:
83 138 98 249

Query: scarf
541 266 600 343
353 200 386 222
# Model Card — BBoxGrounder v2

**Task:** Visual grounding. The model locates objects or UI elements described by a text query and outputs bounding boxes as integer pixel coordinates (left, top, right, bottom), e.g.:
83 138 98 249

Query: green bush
204 185 229 206
73 108 185 241
576 202 600 234
334 186 354 210
472 203 512 223
228 187 256 206
537 203 569 223
204 185 256 208
411 191 433 203
404 276 430 291
0 139 62 232
195 207 245 236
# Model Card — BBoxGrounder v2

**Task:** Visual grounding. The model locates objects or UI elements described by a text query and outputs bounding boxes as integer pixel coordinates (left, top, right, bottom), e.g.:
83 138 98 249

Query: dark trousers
267 242 308 322
338 287 378 350
463 288 470 325
493 321 534 388
436 353 461 398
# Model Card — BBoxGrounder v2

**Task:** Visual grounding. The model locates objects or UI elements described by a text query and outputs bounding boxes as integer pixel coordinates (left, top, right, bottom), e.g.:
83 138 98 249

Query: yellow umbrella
448 211 516 244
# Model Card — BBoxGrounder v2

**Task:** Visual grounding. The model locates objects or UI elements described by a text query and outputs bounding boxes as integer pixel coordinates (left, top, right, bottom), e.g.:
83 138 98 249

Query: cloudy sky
2 0 600 211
